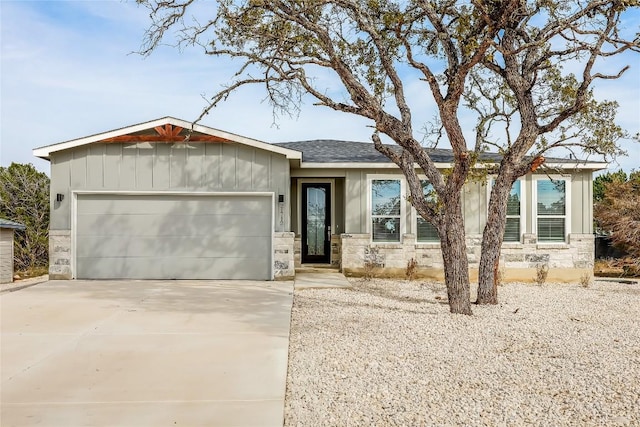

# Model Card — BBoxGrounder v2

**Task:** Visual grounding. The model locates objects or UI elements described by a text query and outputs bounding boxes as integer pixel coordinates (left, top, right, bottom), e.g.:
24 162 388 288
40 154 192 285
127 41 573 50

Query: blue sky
1 1 639 175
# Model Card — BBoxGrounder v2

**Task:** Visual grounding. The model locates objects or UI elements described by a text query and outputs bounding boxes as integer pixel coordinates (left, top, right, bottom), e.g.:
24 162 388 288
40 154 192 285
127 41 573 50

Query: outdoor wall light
56 193 64 202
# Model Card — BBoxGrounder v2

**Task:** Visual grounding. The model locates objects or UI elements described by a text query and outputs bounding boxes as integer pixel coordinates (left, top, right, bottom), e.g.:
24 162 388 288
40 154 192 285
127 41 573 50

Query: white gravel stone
284 279 640 426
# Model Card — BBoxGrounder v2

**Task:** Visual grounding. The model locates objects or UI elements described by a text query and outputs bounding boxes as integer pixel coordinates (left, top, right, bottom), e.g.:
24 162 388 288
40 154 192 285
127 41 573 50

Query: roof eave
299 162 452 169
298 161 608 170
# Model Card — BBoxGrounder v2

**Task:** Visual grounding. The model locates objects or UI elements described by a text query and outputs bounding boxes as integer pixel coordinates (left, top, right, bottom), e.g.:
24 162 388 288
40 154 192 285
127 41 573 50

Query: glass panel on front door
302 183 331 264
306 187 326 256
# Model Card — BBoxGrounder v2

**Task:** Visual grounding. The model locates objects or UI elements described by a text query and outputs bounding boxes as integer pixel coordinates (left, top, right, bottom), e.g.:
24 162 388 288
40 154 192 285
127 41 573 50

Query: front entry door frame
301 182 332 264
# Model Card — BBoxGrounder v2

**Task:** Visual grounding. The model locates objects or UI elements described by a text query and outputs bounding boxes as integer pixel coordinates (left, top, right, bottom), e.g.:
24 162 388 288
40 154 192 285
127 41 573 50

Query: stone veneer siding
294 235 342 268
341 233 595 283
273 232 295 280
49 230 72 280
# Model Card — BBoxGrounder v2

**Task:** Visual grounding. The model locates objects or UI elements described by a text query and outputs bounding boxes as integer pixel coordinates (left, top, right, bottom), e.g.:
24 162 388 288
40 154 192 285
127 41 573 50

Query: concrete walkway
1 279 294 427
294 271 352 290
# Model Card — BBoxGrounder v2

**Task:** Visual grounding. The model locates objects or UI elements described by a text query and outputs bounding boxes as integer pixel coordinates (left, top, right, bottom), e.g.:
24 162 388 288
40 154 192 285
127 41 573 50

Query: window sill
415 242 441 248
371 242 403 249
501 242 523 248
537 243 570 250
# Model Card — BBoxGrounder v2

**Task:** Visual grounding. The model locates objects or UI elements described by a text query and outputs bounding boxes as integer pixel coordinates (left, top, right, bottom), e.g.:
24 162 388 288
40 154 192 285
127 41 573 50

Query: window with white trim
416 180 439 242
536 178 567 242
504 181 522 242
489 180 523 242
371 179 402 242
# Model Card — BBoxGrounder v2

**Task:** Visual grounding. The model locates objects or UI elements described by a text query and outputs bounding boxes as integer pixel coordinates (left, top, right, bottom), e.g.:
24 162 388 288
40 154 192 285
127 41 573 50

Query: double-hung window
488 180 524 242
371 179 402 242
416 180 439 242
536 178 568 242
504 181 522 242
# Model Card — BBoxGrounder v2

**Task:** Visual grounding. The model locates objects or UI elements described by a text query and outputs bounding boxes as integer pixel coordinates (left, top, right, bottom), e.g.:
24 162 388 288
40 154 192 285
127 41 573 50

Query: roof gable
33 117 302 161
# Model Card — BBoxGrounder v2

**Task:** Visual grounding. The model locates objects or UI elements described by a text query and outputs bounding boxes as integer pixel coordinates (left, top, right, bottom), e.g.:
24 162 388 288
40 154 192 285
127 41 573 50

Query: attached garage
75 193 273 280
34 117 300 281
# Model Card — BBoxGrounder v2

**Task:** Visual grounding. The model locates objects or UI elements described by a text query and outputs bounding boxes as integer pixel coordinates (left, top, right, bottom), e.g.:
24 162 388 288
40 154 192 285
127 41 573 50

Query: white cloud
1 1 638 177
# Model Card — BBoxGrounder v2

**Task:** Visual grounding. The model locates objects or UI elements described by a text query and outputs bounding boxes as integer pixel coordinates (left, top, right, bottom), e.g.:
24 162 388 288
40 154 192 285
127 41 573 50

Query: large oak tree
138 0 638 314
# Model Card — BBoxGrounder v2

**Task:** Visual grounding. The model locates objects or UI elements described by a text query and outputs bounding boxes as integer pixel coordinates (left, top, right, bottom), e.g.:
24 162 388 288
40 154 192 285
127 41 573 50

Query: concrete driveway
1 279 293 427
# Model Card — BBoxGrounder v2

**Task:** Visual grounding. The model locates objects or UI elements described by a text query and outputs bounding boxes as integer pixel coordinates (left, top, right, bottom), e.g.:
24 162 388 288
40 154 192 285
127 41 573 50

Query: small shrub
535 263 549 285
363 247 382 281
406 258 418 281
362 260 377 281
580 271 593 288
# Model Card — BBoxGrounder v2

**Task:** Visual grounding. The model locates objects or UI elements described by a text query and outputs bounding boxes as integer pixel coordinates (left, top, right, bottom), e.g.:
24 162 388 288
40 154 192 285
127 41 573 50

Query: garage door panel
77 236 271 258
77 256 271 280
78 195 269 215
77 213 271 237
76 194 272 280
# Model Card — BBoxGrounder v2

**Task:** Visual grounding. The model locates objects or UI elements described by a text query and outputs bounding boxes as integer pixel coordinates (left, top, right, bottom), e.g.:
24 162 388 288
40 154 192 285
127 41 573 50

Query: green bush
0 163 50 272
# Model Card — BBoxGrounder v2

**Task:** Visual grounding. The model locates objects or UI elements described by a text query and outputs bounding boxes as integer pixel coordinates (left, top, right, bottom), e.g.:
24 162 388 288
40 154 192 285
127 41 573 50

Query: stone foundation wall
49 230 72 280
341 233 595 283
331 235 342 268
273 232 295 280
293 235 342 267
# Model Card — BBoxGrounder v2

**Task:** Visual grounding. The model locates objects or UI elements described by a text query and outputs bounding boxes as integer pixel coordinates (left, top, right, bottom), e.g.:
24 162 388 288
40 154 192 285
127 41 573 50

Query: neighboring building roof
33 117 302 161
0 219 26 230
274 139 607 170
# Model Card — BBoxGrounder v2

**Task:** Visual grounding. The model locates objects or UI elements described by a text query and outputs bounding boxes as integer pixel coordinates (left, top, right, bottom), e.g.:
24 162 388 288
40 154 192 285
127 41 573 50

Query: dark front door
302 183 331 264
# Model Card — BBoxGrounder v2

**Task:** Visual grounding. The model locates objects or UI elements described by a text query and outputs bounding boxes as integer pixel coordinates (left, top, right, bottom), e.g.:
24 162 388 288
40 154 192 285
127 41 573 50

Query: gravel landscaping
284 279 640 426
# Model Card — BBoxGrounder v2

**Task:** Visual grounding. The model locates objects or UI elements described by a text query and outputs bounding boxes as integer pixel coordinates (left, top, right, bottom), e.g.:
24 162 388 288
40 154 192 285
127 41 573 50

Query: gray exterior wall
1 229 15 283
339 168 596 282
48 142 292 280
50 142 291 232
342 169 594 235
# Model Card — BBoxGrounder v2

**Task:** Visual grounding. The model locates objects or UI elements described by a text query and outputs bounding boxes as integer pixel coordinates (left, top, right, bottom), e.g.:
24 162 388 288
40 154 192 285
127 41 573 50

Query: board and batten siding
343 169 594 236
49 142 291 231
343 169 483 235
1 229 15 283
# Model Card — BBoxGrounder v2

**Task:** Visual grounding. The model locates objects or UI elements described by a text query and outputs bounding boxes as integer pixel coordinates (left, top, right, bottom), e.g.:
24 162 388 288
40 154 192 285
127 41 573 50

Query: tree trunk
477 173 513 305
441 193 473 315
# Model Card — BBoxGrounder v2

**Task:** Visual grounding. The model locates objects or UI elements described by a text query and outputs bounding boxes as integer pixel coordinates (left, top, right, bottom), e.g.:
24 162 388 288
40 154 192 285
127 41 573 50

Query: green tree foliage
0 163 50 272
138 0 639 313
594 170 628 203
594 170 640 258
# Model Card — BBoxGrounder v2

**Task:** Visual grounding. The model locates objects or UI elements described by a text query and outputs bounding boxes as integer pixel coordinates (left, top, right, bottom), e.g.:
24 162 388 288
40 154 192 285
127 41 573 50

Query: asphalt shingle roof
274 139 582 165
274 140 461 163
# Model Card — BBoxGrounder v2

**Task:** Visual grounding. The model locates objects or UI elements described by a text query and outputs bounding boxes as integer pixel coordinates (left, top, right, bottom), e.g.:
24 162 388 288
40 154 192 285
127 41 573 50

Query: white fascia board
543 162 608 171
297 160 607 171
32 116 302 161
474 161 608 171
299 162 452 169
33 117 179 159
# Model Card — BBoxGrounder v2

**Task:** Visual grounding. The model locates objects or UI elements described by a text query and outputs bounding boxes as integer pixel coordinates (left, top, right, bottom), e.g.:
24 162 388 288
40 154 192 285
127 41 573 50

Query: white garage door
75 194 272 280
